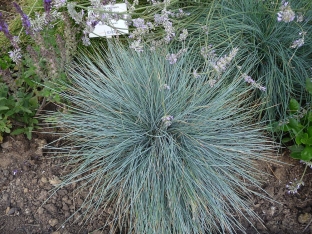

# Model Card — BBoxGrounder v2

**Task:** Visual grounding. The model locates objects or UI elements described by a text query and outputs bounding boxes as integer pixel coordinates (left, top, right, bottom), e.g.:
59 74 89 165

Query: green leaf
23 68 36 79
308 112 312 122
290 151 302 159
287 118 303 134
10 128 26 136
301 146 312 161
300 133 309 144
288 145 304 153
0 106 9 111
308 126 312 137
289 99 300 113
280 124 291 132
25 127 33 139
306 78 312 95
303 137 312 146
281 137 292 143
295 134 303 145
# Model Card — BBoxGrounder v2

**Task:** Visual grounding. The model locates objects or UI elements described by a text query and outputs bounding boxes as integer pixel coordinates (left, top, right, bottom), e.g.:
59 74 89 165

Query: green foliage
45 41 276 234
0 82 38 141
0 3 76 139
0 33 65 140
272 91 312 161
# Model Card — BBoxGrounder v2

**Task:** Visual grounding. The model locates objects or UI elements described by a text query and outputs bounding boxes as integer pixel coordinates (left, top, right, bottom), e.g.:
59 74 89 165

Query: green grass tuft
199 0 312 122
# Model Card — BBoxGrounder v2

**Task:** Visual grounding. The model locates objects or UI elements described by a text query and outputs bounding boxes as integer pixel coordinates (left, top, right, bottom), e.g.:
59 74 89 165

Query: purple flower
132 18 147 29
161 115 174 128
286 179 304 194
44 0 52 14
13 2 32 35
0 13 19 48
8 48 22 63
165 53 177 64
0 13 13 41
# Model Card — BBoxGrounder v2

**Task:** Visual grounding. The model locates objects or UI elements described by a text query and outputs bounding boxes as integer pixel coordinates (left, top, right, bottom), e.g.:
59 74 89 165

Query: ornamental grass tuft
45 41 277 234
199 0 312 122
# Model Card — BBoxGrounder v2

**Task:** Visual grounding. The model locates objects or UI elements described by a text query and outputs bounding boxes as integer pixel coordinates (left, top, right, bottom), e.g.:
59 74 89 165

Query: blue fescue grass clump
45 41 276 234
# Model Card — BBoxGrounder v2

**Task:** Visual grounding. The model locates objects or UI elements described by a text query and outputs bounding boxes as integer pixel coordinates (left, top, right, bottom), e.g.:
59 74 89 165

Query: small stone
62 203 69 211
15 178 21 186
2 169 9 176
64 211 70 218
51 232 61 234
41 177 48 183
6 207 17 215
23 188 29 193
37 207 44 215
57 189 67 196
48 218 58 227
49 176 62 186
1 141 12 149
298 213 312 224
44 204 57 214
2 193 9 201
38 190 48 201
5 207 10 214
24 208 31 215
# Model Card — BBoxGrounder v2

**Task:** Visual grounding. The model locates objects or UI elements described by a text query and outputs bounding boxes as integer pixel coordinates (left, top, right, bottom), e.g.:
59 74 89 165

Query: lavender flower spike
0 13 14 43
44 0 52 14
13 2 32 35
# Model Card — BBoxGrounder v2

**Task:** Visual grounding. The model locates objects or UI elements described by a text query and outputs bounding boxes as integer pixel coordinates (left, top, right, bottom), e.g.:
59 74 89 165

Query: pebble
1 141 12 149
15 178 21 186
298 213 312 224
62 203 69 211
57 189 67 196
6 207 18 216
3 169 9 176
44 204 57 214
41 177 48 183
38 190 48 201
23 188 29 193
64 211 70 218
24 208 31 215
37 207 44 215
48 218 59 227
2 193 9 201
51 232 61 234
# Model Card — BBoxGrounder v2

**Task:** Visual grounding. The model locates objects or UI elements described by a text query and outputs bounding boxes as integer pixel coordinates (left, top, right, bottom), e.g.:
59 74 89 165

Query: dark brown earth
0 132 312 234
0 133 113 234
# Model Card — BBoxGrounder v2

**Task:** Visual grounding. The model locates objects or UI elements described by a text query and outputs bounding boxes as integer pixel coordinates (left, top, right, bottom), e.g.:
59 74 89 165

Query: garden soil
0 133 312 234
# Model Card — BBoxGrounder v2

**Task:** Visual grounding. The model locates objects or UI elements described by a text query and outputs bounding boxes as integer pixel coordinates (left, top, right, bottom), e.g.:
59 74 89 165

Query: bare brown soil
0 133 112 234
0 133 312 234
